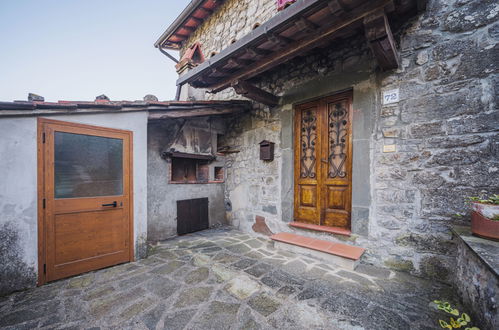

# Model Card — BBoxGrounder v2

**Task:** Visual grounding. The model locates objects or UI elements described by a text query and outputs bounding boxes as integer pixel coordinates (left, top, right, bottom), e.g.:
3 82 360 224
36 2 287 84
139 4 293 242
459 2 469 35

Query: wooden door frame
292 89 354 228
293 88 353 109
37 118 134 285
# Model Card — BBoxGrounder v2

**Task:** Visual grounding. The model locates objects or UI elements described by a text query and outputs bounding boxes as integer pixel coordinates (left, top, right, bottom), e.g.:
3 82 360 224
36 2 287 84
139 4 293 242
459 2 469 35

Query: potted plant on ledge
467 194 499 241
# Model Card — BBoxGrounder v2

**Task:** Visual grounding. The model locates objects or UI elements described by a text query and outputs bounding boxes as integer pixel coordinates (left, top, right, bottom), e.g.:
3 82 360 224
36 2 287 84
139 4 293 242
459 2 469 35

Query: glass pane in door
54 132 123 198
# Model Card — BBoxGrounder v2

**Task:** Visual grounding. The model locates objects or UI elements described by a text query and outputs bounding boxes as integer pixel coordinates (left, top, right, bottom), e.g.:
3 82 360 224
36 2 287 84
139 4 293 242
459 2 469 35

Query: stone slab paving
0 228 463 329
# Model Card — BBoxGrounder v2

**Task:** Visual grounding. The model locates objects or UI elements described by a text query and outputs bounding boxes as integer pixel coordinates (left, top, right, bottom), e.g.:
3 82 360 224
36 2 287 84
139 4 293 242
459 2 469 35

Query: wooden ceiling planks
178 0 421 99
201 0 395 92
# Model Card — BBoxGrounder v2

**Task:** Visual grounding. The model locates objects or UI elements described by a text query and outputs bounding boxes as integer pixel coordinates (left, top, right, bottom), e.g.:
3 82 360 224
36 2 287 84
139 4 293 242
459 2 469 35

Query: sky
0 0 190 102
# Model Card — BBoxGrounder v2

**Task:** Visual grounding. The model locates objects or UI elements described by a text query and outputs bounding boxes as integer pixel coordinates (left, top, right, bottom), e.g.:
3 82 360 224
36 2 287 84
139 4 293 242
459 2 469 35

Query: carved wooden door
293 92 353 229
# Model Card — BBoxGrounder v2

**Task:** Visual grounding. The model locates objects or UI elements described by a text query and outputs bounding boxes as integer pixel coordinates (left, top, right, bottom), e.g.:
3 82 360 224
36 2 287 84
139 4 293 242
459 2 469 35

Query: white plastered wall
0 112 148 294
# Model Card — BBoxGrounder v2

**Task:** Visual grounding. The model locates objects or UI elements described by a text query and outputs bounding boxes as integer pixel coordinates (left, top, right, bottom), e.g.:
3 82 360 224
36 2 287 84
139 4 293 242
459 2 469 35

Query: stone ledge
451 225 499 278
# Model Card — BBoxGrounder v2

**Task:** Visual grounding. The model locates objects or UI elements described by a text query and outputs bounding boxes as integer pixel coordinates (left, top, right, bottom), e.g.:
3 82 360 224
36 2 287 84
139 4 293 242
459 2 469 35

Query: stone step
289 221 352 237
270 232 365 271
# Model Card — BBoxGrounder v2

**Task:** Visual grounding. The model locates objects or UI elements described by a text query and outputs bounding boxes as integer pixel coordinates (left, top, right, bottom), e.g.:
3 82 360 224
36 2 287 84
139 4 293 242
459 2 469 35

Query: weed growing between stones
431 300 479 329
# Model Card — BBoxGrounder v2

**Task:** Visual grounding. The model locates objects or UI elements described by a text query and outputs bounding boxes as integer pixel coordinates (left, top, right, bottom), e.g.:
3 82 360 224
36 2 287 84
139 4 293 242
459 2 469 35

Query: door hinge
43 264 46 274
42 199 46 209
42 132 46 143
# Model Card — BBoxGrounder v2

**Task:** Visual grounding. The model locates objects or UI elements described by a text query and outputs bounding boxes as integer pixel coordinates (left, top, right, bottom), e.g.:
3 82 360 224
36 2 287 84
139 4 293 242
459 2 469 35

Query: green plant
466 194 499 205
432 300 480 329
466 194 499 221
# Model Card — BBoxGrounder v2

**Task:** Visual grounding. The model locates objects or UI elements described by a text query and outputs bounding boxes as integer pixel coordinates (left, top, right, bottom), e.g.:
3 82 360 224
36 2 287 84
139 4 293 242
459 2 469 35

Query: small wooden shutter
177 198 209 235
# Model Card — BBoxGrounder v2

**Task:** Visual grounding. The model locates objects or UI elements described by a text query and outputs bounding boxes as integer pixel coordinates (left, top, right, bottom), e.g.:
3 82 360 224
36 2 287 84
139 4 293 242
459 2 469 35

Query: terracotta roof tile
0 99 252 117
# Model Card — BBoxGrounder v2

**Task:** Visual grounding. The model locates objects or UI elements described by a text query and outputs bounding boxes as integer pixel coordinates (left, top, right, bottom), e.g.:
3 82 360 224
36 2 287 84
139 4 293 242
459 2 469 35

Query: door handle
321 158 328 163
102 201 117 207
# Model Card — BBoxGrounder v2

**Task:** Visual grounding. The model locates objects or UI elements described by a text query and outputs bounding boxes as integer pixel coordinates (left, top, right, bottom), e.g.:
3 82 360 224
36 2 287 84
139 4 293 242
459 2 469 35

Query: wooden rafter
295 18 319 33
175 32 190 37
363 9 400 71
227 58 252 67
189 16 203 25
246 48 271 57
175 0 422 98
231 80 279 107
267 32 292 47
327 0 348 15
210 67 230 77
205 0 394 93
197 7 213 15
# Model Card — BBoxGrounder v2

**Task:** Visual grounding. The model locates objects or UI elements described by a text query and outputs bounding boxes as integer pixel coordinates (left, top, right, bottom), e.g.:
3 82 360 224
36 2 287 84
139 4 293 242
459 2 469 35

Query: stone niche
161 117 227 184
147 117 228 241
163 118 216 156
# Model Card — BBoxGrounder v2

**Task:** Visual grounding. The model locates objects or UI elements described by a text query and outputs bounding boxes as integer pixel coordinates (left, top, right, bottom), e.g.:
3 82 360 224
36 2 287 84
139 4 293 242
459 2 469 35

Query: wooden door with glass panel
39 119 133 282
293 92 353 229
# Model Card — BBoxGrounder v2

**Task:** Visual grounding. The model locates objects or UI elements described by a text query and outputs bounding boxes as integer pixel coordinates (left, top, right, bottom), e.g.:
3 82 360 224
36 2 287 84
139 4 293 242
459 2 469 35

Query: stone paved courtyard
0 228 463 329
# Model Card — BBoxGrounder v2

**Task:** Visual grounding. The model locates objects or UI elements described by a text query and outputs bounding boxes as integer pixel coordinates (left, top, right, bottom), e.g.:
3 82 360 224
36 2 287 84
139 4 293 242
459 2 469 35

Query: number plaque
382 89 400 105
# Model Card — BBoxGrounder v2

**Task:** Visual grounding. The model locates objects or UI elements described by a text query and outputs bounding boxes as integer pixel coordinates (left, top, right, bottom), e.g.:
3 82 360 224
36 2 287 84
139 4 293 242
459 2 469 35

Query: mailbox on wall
259 140 275 161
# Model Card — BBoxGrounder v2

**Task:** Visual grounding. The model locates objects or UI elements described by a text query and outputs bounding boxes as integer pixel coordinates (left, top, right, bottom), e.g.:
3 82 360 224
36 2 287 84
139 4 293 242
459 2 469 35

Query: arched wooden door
293 92 353 229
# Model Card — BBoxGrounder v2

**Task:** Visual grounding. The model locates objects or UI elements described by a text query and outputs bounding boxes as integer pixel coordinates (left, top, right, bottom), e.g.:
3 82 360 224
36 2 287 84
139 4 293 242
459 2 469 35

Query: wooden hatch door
293 92 353 229
38 119 133 283
177 198 209 235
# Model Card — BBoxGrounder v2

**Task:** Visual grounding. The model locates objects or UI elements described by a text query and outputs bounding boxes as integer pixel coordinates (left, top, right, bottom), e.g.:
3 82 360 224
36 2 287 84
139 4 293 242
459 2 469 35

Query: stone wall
223 105 284 232
180 0 277 59
452 227 498 330
371 0 498 279
180 0 499 280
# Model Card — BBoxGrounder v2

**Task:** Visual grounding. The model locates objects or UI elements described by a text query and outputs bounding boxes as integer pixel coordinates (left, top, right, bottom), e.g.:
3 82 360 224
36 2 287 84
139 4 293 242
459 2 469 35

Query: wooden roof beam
175 32 190 37
232 80 279 107
295 18 319 34
198 7 213 15
193 76 218 86
267 32 293 47
227 58 252 67
246 47 272 57
327 0 349 16
182 26 196 32
177 0 329 85
189 16 203 25
207 0 394 93
210 67 230 77
363 9 400 71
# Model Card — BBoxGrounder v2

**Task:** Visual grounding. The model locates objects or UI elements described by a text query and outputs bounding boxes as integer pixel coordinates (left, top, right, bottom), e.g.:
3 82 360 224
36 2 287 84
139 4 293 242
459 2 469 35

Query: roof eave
176 0 420 92
175 0 328 85
154 0 205 49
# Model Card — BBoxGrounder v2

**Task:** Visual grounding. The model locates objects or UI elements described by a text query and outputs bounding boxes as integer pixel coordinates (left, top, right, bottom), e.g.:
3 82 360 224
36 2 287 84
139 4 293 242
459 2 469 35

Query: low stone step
270 232 365 270
289 221 352 237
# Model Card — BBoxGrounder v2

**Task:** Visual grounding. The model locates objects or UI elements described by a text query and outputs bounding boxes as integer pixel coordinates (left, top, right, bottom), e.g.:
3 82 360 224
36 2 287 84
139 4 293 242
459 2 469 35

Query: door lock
102 201 117 207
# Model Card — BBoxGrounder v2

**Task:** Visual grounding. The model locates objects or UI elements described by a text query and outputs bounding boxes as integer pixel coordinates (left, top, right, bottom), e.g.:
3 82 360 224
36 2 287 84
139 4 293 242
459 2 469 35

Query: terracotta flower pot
471 202 499 220
470 202 499 240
